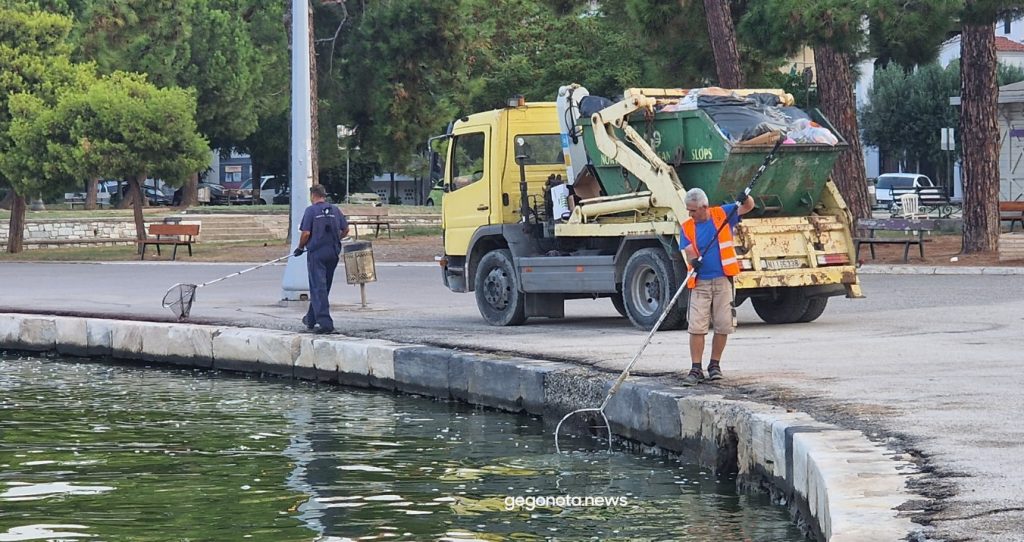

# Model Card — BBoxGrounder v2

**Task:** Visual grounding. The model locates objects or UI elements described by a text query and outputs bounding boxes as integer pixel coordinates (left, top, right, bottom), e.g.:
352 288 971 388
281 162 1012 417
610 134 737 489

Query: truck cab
441 104 563 258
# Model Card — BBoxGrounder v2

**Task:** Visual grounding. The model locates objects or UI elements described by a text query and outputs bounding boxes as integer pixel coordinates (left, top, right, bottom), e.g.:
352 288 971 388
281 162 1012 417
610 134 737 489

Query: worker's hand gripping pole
554 134 785 454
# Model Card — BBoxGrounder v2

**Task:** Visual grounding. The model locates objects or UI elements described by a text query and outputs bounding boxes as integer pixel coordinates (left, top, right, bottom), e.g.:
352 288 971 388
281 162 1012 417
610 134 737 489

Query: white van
874 173 934 209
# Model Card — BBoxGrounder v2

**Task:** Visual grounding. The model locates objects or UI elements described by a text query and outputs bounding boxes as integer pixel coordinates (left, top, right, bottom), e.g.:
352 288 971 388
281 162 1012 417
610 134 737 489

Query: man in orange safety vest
679 187 755 385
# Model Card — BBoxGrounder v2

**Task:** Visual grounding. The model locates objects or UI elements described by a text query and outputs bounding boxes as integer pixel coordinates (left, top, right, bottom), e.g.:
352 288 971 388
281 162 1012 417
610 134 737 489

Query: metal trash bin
343 241 376 307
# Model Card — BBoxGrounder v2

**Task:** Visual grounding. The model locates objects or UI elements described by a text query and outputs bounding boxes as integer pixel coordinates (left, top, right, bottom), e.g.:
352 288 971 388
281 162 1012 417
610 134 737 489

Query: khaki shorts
687 276 736 335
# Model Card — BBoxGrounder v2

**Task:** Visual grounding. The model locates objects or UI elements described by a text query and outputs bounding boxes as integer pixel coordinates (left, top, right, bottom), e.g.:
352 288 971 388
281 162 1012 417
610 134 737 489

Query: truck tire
622 248 686 331
610 293 627 318
751 289 811 324
474 249 527 326
798 297 828 323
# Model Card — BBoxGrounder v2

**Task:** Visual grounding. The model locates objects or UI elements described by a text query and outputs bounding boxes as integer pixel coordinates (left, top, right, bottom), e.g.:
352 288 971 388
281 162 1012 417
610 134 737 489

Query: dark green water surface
0 354 805 541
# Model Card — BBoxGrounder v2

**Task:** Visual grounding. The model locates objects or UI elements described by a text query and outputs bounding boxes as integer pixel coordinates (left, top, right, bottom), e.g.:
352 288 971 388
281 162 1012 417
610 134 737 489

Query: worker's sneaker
681 367 704 386
313 326 335 335
301 316 315 331
707 364 723 381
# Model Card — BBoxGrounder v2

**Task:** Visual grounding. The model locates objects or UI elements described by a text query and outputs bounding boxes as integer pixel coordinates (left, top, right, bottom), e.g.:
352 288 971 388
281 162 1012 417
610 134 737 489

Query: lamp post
337 125 357 202
281 0 312 301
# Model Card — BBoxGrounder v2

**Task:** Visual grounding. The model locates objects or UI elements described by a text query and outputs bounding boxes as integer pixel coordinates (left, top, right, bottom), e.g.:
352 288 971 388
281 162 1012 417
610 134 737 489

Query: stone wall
0 218 140 250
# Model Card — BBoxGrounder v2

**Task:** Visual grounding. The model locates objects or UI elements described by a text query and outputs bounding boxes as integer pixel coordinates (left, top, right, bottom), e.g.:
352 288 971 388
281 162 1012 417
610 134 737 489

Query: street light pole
337 124 356 203
281 0 312 301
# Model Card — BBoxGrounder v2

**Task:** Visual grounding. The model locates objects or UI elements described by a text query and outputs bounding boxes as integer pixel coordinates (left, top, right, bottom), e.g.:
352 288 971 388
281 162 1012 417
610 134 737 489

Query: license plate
762 258 803 270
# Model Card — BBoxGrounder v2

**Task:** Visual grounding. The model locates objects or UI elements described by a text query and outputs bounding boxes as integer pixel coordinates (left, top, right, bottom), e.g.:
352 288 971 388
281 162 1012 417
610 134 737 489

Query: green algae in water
0 355 806 541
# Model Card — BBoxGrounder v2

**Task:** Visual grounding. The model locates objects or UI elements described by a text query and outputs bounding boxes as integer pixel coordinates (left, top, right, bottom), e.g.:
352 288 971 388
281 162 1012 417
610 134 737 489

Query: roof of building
996 36 1024 53
950 80 1024 106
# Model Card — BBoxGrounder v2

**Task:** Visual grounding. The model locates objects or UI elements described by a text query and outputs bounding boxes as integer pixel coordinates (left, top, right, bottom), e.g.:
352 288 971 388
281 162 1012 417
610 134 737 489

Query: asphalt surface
2 260 1023 541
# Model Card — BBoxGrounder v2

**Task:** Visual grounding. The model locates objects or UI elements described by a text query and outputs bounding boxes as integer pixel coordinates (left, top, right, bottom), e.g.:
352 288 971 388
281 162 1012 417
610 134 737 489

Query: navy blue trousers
305 249 339 330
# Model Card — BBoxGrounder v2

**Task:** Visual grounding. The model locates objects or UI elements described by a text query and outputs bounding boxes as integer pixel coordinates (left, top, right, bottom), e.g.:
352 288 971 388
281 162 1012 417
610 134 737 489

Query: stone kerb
0 312 924 542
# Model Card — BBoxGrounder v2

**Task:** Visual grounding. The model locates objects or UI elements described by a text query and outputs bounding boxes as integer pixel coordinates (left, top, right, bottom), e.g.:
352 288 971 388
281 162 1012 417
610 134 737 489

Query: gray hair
310 184 327 199
684 188 709 208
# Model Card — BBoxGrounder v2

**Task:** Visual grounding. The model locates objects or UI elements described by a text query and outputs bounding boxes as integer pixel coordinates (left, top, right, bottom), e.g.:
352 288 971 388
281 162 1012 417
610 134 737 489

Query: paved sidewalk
1 260 1022 541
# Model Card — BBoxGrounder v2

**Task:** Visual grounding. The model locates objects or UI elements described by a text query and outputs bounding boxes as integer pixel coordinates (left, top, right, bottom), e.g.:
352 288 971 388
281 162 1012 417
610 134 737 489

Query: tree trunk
86 178 98 210
702 0 743 88
6 194 26 253
814 43 872 221
309 1 319 186
129 176 147 254
179 172 199 208
960 21 1000 254
251 164 263 205
389 171 396 204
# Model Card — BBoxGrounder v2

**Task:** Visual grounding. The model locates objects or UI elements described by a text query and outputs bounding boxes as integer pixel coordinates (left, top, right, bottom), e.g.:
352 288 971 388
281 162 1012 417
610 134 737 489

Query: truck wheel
610 293 627 318
751 289 811 324
798 297 828 323
475 249 527 326
622 248 686 331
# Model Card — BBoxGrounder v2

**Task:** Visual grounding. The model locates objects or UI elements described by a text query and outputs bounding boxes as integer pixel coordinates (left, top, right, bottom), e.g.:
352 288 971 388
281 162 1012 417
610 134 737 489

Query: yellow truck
433 87 862 330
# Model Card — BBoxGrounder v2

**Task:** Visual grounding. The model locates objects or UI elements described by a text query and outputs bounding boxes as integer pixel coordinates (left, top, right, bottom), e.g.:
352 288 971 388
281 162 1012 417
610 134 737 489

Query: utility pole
281 0 313 301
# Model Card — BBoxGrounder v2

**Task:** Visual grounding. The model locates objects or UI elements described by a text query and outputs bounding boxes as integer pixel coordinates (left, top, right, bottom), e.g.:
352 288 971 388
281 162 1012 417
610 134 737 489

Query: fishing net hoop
162 283 198 320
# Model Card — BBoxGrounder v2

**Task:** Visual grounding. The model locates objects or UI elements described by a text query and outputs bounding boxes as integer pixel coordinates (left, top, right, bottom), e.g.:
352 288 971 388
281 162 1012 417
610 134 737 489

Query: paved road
2 261 1023 541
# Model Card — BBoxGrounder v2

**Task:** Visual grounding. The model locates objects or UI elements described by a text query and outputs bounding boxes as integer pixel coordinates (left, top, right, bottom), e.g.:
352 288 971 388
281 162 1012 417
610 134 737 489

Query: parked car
119 184 173 206
426 182 443 207
238 175 288 204
874 173 935 209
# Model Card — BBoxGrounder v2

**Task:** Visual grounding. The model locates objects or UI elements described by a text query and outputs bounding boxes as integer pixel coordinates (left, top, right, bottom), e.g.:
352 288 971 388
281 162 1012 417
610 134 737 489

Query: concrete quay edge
0 313 927 542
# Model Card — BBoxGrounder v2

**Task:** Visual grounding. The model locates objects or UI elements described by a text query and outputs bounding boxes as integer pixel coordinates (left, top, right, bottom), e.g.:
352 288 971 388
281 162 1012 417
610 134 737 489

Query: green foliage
860 63 959 170
184 2 260 149
338 0 463 171
77 0 264 151
76 0 195 87
740 0 869 58
60 72 209 184
236 0 289 177
458 0 643 109
866 0 959 68
0 4 86 198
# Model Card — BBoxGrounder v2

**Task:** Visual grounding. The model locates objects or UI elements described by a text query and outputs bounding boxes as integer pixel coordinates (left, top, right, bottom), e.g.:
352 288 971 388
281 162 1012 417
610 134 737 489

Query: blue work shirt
680 203 740 281
300 201 348 255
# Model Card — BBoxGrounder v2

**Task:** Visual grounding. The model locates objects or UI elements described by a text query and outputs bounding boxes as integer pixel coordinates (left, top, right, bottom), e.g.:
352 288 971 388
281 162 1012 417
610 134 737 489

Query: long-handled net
162 254 292 320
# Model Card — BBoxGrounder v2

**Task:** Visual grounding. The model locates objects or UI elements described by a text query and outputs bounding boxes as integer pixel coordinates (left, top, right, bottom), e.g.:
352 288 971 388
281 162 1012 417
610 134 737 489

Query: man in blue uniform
294 184 349 334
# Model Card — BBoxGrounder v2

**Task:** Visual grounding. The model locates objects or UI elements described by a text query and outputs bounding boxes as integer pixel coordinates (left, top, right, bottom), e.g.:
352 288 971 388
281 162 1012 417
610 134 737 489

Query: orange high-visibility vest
681 206 740 288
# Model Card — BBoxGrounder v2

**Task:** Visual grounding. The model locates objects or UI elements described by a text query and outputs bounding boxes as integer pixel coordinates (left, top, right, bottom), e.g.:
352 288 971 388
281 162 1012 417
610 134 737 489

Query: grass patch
0 239 289 262
393 225 442 237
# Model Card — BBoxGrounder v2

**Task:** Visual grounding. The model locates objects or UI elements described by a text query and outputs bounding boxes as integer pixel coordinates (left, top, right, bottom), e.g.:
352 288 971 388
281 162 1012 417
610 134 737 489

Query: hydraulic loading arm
583 88 690 225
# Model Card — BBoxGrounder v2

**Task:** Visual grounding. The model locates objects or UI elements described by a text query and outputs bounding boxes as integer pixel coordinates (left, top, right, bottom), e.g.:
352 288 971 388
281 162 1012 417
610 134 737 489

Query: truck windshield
515 134 563 165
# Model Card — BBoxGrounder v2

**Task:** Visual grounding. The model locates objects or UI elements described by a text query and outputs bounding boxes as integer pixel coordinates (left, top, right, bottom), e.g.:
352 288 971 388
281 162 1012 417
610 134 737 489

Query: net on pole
162 283 198 320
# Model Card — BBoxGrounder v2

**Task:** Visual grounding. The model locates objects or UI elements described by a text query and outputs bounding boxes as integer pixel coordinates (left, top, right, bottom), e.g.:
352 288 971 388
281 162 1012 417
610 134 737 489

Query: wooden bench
136 223 200 260
855 218 939 263
1000 201 1024 232
344 206 391 239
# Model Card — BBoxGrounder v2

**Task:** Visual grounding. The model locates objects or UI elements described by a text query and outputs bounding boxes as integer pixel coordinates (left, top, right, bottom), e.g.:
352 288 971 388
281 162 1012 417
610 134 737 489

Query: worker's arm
736 194 756 215
294 230 311 256
682 244 698 261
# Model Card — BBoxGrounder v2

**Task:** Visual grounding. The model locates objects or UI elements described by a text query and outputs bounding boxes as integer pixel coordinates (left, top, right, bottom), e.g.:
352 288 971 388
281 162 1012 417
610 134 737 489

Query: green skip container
579 108 846 218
